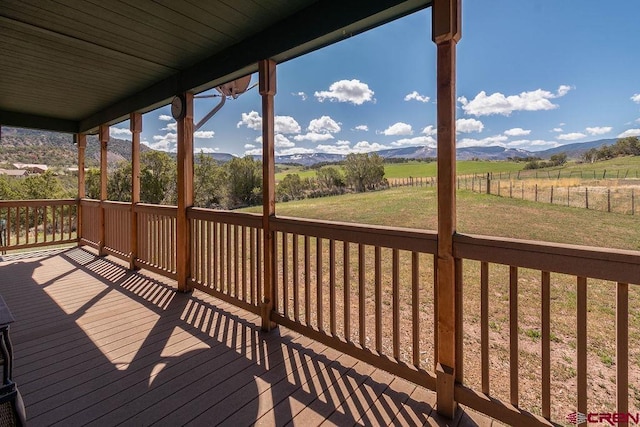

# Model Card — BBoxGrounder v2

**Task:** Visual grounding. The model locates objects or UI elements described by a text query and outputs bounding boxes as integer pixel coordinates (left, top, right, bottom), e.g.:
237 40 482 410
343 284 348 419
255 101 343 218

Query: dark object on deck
0 295 26 426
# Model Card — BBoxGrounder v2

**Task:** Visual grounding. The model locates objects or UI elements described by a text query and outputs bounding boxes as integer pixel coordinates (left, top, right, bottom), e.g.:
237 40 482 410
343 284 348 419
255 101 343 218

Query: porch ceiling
0 0 431 134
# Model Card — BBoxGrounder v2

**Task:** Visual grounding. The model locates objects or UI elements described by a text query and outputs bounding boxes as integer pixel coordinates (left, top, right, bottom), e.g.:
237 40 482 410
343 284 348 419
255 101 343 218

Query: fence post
586 187 589 209
607 188 611 213
509 181 513 198
550 186 554 204
486 173 490 195
535 184 538 202
632 189 635 215
567 186 570 207
497 180 501 196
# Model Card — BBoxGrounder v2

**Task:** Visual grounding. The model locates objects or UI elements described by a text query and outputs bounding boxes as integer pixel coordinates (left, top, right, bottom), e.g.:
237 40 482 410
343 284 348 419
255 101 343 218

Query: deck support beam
176 93 194 292
433 0 461 419
77 134 86 245
260 59 277 331
99 125 109 256
130 113 142 270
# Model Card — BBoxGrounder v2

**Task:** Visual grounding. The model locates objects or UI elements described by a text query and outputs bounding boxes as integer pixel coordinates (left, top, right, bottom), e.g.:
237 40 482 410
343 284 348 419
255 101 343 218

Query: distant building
0 169 28 177
12 163 48 174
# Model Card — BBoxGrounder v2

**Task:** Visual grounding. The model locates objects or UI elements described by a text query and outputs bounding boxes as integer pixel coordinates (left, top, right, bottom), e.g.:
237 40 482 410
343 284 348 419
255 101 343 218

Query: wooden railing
79 199 100 247
0 199 78 253
134 203 177 278
187 208 264 315
270 216 439 391
103 201 131 260
453 234 639 426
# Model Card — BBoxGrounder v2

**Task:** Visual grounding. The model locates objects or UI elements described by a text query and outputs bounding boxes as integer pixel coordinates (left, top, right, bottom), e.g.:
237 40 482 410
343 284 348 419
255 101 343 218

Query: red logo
567 412 587 425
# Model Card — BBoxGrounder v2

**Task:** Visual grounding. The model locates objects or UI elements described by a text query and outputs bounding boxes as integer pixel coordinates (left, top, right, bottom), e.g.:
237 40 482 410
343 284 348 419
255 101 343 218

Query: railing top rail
134 203 178 216
188 207 263 228
271 215 438 253
102 201 132 211
0 199 77 207
455 233 640 284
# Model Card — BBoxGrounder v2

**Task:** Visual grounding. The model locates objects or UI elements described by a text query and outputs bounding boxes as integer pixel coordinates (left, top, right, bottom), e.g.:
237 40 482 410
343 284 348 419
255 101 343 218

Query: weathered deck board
0 247 494 426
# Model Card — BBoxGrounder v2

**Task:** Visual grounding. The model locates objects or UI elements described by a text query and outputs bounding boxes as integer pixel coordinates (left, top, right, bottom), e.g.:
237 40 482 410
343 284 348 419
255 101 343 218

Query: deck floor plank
0 248 492 427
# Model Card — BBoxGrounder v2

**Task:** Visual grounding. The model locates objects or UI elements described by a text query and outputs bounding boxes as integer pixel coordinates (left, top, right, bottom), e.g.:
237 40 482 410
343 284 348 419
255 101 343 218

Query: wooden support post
176 93 194 292
260 59 278 331
99 125 108 256
433 0 461 419
77 134 86 245
130 113 142 270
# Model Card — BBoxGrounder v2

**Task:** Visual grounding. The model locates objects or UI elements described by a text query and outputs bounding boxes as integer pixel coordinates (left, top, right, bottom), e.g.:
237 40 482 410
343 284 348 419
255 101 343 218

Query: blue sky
108 0 640 157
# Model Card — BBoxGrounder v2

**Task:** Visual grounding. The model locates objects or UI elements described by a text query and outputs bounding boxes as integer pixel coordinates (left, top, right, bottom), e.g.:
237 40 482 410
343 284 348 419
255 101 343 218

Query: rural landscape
1 127 639 422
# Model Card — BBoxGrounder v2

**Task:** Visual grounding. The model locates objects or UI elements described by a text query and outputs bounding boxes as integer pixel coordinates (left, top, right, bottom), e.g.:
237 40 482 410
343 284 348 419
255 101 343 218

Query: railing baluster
542 271 551 420
234 225 239 299
206 221 212 287
510 266 519 407
455 257 464 383
375 246 382 354
392 248 400 360
305 235 310 326
617 282 629 416
433 253 438 371
412 251 420 368
52 205 56 242
282 232 288 316
226 223 232 294
241 226 247 303
293 234 299 321
256 230 262 302
317 237 323 330
220 223 226 292
577 276 587 417
359 243 366 347
249 227 255 303
329 239 336 336
481 261 490 395
344 241 350 342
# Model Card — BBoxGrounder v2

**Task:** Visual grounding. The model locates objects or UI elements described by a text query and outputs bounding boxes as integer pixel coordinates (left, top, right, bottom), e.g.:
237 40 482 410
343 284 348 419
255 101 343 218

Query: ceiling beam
0 110 78 134
79 0 430 133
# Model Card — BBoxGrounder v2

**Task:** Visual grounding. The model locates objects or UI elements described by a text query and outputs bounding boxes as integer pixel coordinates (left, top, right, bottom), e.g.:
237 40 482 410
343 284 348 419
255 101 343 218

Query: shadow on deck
0 247 494 426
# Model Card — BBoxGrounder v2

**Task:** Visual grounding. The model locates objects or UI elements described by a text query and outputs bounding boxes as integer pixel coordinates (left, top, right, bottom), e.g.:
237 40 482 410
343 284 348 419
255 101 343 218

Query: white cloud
294 91 307 101
456 118 484 133
352 141 390 152
109 127 132 137
316 143 353 155
552 127 563 132
195 147 219 153
276 147 315 156
194 130 215 139
147 132 177 152
457 135 508 148
558 132 586 141
529 139 560 148
503 127 531 136
391 136 436 147
237 111 262 130
308 116 341 134
617 129 640 138
585 126 612 135
236 111 301 134
293 132 335 142
354 125 369 131
381 122 413 136
162 122 177 132
275 134 295 148
631 94 640 103
314 79 374 105
404 91 430 103
159 114 173 121
244 144 256 149
245 148 262 156
336 140 350 146
422 125 437 136
458 85 571 116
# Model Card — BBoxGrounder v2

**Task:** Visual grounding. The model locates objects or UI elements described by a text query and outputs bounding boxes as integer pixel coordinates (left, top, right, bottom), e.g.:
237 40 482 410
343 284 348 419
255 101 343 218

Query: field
242 185 640 421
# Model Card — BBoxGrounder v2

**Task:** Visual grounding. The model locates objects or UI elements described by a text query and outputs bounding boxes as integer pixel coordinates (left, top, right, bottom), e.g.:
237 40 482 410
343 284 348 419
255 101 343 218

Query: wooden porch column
99 125 109 256
77 134 87 246
130 113 142 270
433 0 461 418
260 59 277 331
176 93 194 292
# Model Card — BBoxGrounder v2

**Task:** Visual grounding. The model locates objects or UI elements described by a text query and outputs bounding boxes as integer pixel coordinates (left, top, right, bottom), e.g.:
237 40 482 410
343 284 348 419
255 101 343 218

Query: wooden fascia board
0 110 78 134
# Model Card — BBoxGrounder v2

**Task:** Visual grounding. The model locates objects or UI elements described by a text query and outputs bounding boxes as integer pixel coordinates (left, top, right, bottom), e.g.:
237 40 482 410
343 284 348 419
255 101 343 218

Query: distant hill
533 138 616 159
0 127 150 168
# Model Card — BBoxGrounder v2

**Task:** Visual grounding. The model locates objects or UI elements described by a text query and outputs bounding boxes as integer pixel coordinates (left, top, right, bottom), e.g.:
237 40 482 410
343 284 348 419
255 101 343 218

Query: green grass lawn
244 186 640 251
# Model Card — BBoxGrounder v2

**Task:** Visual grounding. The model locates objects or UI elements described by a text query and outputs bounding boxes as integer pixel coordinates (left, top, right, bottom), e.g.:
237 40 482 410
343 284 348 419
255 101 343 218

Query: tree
140 151 177 205
194 152 227 208
583 148 598 164
316 167 344 191
549 152 567 166
276 174 307 201
343 153 385 192
22 171 64 199
225 156 262 207
84 168 101 199
107 161 132 202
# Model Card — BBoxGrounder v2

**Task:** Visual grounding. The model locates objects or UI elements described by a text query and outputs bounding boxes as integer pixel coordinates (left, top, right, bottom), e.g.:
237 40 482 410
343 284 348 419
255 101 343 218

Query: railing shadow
0 247 474 426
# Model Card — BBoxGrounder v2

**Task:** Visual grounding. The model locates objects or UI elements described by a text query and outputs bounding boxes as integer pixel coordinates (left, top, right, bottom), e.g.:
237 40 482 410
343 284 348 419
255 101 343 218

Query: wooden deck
0 247 496 426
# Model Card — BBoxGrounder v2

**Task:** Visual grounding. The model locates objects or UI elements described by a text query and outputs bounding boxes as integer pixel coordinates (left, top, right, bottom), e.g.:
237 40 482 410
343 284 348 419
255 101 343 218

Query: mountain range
0 127 617 167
